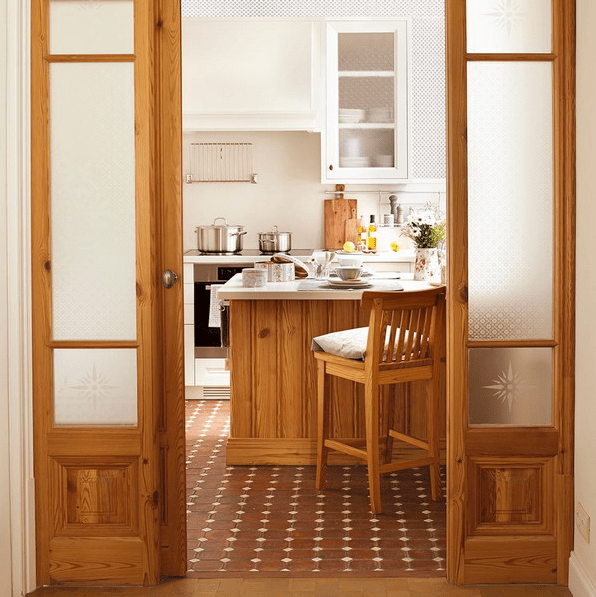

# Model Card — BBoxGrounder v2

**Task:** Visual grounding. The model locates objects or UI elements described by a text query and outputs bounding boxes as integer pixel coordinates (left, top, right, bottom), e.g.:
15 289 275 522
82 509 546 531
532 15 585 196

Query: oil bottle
357 215 368 252
366 215 377 251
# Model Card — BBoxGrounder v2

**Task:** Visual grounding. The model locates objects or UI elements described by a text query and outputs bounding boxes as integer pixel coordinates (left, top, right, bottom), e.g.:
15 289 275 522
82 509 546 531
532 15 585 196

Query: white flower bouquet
402 203 446 249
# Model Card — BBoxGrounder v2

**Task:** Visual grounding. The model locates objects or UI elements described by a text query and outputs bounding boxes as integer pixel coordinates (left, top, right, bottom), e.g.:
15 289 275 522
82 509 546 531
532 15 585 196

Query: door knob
162 269 179 289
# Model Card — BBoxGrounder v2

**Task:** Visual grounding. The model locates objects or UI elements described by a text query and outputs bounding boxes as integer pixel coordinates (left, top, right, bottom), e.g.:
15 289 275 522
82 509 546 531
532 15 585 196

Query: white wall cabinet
322 21 410 183
182 18 322 131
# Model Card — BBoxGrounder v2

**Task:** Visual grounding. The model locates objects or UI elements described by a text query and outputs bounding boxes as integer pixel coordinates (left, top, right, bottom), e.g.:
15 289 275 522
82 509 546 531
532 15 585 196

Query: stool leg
428 364 441 501
315 359 330 490
383 385 396 465
365 380 382 514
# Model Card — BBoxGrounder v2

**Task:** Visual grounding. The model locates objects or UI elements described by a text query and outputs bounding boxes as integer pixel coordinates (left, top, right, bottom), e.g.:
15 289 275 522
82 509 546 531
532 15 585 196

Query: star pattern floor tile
185 399 446 578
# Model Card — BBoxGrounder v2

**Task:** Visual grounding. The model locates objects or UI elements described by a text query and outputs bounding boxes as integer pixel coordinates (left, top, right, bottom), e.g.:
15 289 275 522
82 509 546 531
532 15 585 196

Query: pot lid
258 225 291 235
198 217 244 228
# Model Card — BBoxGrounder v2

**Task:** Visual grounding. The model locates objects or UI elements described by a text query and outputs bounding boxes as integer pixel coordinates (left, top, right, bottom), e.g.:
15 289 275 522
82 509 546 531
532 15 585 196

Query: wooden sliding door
446 0 575 585
31 0 185 585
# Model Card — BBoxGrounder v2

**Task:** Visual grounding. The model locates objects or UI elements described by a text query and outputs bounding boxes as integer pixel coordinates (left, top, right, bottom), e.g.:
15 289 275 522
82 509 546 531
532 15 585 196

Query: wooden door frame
155 0 187 576
445 0 575 585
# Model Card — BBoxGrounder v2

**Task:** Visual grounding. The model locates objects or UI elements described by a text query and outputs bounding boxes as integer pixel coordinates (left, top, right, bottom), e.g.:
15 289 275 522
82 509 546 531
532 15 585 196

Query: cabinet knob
329 164 333 171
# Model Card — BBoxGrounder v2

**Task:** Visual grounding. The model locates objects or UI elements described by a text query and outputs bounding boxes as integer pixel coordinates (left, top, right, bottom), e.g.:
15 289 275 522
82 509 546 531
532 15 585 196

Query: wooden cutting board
325 198 357 249
344 208 360 246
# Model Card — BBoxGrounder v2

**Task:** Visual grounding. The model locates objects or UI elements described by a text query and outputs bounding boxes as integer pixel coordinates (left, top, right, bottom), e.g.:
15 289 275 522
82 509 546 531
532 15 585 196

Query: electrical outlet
576 502 591 543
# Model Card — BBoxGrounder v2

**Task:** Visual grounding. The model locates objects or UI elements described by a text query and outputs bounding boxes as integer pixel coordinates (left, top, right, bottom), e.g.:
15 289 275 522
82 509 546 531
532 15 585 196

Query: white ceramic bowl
335 266 363 280
337 255 363 268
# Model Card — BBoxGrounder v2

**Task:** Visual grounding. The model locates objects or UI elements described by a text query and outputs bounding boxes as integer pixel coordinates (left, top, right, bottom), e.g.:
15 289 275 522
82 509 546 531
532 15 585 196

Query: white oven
185 260 247 399
184 249 313 399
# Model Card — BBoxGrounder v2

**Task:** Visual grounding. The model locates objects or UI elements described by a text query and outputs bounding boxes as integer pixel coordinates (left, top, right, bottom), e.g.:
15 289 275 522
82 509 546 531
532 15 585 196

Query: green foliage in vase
403 203 446 249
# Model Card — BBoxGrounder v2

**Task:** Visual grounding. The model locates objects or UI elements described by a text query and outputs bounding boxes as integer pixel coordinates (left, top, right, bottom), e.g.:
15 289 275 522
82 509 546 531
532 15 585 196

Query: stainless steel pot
257 226 292 254
195 217 247 254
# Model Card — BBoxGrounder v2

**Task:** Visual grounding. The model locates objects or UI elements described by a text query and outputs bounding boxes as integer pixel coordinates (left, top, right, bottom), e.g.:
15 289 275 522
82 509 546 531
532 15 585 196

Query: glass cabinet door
324 21 408 182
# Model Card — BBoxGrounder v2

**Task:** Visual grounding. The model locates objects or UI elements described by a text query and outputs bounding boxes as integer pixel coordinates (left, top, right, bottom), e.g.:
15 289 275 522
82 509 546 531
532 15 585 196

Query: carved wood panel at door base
51 456 139 537
467 456 555 536
463 456 557 585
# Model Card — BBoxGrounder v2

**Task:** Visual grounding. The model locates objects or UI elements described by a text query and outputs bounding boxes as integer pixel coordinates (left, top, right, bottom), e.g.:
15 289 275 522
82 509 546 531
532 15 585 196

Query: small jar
242 268 267 287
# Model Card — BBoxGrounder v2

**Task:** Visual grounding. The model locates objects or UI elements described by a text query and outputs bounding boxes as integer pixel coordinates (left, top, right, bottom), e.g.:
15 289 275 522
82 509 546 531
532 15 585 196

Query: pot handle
229 230 248 237
212 217 228 226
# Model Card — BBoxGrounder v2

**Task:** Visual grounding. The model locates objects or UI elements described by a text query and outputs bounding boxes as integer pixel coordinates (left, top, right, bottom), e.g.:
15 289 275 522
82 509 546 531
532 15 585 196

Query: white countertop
183 249 415 265
217 273 434 301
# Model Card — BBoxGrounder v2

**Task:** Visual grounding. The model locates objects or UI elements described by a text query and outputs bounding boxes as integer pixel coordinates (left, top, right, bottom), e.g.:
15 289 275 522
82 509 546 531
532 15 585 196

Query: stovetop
185 249 314 257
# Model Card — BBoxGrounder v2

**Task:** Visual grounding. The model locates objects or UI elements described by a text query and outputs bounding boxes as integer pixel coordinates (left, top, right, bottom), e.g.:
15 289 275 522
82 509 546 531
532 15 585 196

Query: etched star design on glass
68 364 119 408
76 0 105 12
482 361 532 412
485 0 526 37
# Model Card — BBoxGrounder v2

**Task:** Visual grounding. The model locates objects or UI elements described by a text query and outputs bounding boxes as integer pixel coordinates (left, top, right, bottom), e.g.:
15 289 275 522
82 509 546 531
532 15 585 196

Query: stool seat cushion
312 326 420 362
312 327 369 360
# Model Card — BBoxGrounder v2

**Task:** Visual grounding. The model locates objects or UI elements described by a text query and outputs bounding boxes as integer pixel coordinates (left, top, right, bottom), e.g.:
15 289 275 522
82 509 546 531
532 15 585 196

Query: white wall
571 1 596 595
183 130 442 252
1 1 35 595
0 0 14 594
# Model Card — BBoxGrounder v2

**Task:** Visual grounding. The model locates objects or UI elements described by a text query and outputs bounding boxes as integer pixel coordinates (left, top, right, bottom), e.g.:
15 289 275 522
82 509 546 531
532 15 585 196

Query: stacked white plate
373 155 394 167
367 107 393 122
339 108 366 123
339 157 371 168
327 278 371 289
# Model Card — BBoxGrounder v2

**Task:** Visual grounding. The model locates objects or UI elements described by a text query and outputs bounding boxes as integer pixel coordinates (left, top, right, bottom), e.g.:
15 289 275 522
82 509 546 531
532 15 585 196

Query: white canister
254 261 295 282
242 268 267 287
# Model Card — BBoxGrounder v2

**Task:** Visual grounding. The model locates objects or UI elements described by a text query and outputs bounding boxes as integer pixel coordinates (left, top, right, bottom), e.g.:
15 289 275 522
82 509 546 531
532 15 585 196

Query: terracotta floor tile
185 400 446 578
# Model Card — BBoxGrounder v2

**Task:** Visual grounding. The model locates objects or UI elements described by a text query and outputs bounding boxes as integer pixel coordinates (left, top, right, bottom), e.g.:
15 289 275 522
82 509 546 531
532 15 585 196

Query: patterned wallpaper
181 0 446 180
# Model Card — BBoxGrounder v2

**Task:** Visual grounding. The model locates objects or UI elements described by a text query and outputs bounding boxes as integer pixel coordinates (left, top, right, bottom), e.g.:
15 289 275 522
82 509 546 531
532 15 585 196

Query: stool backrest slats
361 288 446 366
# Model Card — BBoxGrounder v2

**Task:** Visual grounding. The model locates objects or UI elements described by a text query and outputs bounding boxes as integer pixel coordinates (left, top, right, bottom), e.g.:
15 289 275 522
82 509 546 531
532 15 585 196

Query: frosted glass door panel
50 63 137 341
54 349 137 426
49 0 134 55
467 62 553 340
469 347 552 426
338 32 394 71
467 0 552 54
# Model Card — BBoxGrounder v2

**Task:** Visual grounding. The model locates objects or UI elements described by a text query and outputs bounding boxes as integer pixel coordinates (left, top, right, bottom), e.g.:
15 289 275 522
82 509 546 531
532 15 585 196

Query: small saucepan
257 225 292 254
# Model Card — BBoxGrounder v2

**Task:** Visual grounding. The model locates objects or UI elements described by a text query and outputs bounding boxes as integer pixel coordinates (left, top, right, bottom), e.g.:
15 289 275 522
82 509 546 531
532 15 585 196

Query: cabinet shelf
338 70 395 77
339 122 395 129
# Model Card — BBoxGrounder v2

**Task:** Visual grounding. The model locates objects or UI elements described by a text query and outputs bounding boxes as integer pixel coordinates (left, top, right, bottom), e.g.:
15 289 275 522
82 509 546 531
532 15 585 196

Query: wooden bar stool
311 287 446 514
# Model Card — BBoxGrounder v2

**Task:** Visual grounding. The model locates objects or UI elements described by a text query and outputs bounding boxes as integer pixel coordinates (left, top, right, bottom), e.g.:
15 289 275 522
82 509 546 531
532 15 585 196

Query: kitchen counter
223 272 446 466
183 248 415 265
218 272 432 300
183 249 315 264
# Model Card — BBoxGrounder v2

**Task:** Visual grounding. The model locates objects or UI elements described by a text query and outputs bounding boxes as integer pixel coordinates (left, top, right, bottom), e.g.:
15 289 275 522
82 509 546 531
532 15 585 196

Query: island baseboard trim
226 438 446 466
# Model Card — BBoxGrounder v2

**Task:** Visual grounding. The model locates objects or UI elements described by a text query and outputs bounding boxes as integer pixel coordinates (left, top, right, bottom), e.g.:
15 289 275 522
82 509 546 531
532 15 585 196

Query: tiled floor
185 400 446 578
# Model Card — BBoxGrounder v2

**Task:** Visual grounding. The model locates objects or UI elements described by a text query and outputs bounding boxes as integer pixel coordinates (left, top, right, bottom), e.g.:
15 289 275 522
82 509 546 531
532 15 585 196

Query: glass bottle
357 215 368 252
366 215 377 251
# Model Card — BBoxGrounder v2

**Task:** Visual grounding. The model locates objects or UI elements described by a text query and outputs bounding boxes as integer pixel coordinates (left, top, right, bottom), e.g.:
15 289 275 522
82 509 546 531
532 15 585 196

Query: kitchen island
218 274 446 465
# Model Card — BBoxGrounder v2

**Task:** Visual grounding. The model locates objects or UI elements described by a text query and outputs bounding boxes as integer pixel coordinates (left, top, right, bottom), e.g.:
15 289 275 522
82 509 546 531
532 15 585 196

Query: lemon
390 242 400 252
343 241 356 253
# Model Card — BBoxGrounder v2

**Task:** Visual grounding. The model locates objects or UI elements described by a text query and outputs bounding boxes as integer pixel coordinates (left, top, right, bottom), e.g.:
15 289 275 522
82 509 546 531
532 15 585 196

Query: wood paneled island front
218 275 446 465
